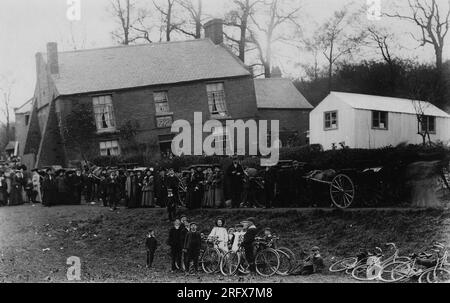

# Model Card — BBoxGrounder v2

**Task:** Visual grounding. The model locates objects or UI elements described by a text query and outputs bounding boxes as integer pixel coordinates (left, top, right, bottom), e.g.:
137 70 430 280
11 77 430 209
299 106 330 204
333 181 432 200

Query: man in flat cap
241 217 258 273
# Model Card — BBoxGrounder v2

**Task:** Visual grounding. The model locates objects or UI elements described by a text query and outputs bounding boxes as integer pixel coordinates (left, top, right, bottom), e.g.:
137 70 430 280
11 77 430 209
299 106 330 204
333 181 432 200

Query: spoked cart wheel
330 174 355 209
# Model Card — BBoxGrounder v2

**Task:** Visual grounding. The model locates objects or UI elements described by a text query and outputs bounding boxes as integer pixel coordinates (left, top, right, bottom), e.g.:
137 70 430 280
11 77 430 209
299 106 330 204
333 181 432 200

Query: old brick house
20 19 311 168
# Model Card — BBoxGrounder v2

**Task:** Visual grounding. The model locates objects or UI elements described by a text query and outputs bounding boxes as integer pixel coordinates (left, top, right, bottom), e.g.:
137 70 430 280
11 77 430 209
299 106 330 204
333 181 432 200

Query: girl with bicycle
208 217 229 252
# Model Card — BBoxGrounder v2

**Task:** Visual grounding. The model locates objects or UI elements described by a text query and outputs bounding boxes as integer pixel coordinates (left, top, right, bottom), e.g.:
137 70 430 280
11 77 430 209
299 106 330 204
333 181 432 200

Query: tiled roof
254 78 313 109
330 92 450 118
43 39 250 95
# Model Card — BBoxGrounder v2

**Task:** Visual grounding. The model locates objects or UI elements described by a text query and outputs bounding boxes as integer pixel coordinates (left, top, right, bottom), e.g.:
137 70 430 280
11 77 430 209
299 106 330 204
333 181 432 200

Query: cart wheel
330 174 355 209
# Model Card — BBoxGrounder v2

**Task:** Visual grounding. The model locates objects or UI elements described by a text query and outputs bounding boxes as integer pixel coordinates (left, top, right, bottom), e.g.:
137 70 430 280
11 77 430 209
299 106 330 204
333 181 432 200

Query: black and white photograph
1 0 450 289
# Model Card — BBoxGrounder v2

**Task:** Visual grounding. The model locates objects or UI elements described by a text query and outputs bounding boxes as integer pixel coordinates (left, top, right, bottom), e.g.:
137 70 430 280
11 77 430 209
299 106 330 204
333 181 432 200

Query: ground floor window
158 134 175 158
99 140 120 156
420 116 436 134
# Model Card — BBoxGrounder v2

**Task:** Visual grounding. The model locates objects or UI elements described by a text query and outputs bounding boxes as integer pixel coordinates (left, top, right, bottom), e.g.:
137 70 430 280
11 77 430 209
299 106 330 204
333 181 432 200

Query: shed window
206 83 228 117
421 116 436 134
372 111 388 129
99 140 120 156
93 95 116 131
324 111 338 130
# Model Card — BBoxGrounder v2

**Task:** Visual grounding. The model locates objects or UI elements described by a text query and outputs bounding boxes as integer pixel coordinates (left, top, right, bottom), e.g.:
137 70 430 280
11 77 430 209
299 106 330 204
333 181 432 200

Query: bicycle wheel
220 251 240 276
278 247 297 267
276 249 292 276
418 268 433 283
351 263 380 281
379 261 408 282
427 268 450 283
329 257 358 273
391 262 414 282
255 248 280 277
201 247 221 274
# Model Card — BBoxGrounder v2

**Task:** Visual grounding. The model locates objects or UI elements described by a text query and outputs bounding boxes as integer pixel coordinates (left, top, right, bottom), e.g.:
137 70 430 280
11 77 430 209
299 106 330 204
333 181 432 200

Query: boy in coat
183 222 202 274
145 230 158 268
167 218 183 272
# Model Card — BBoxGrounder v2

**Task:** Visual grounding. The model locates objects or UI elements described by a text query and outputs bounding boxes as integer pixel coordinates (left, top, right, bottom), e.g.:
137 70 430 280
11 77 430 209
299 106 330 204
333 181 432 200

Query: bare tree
248 0 302 78
110 0 135 44
176 0 204 39
224 0 262 62
386 0 450 71
0 76 14 147
153 0 184 41
300 37 322 81
412 98 432 146
316 8 364 91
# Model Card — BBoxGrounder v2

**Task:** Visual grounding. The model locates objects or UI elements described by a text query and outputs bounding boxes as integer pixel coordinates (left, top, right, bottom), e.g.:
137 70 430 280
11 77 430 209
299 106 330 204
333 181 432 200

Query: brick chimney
204 19 223 45
47 42 59 74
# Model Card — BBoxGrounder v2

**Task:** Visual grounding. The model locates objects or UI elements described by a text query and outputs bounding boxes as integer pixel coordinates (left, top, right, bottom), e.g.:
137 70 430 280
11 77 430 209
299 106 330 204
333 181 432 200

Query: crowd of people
146 215 324 275
0 156 313 216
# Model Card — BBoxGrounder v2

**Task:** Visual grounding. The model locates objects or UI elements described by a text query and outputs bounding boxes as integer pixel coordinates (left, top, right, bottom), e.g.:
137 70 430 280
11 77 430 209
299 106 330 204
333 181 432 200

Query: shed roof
42 39 250 95
14 98 33 114
330 92 450 118
254 78 313 109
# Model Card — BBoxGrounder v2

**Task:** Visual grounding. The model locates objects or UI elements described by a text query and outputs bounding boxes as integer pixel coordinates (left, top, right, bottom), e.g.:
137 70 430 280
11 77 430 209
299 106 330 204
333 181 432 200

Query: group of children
144 215 324 275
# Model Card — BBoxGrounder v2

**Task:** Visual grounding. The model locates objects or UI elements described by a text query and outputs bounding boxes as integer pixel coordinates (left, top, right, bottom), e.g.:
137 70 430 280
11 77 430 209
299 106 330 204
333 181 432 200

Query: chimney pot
47 42 59 74
204 19 224 45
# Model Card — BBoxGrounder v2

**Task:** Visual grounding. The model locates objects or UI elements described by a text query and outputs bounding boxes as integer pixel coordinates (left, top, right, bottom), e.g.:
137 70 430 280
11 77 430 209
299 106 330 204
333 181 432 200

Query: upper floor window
372 111 388 129
93 95 116 132
24 114 30 126
153 91 173 128
324 111 338 130
99 140 120 156
420 116 436 134
206 83 228 117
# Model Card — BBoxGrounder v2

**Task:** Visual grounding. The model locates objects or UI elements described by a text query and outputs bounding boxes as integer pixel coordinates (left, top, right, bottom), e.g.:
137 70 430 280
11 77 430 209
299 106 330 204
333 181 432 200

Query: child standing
227 227 235 251
145 230 158 268
167 219 183 272
183 222 202 274
232 223 245 252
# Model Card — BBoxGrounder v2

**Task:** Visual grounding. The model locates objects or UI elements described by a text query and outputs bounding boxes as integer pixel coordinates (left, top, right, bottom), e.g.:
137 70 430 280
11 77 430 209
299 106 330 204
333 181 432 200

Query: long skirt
142 189 154 207
214 187 224 208
202 185 213 208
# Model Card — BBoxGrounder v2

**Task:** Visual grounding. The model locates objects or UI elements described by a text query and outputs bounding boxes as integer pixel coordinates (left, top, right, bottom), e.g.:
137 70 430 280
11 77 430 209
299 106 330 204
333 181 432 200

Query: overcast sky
1 0 449 118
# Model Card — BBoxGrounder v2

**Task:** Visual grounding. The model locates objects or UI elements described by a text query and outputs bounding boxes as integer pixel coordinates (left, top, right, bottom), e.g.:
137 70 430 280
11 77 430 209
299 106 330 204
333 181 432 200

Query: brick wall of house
53 76 259 164
256 109 311 146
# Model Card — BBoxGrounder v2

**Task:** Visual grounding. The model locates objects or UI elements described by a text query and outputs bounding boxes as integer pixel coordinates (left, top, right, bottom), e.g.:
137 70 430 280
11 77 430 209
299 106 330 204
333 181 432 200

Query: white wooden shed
309 92 450 150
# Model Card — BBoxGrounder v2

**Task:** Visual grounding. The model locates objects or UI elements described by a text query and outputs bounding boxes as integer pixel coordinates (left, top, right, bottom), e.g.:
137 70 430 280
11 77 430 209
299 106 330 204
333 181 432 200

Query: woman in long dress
213 167 224 208
10 170 24 205
202 168 214 208
208 217 228 252
141 171 154 207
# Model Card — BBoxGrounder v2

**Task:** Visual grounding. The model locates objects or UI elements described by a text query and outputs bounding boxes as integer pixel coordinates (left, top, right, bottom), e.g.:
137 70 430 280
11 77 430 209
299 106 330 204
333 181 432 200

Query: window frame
371 110 389 130
324 110 338 130
420 115 436 134
92 95 117 133
153 91 173 129
99 140 120 156
206 82 229 118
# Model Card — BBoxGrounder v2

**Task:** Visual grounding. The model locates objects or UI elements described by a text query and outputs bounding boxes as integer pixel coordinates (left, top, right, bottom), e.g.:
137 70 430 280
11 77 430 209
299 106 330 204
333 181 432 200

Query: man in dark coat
263 165 277 209
145 230 158 268
41 169 57 207
183 222 202 274
166 168 179 221
167 218 183 272
107 172 119 210
0 171 8 206
241 217 258 273
179 214 189 270
226 158 245 208
72 170 83 204
155 169 168 209
83 171 96 203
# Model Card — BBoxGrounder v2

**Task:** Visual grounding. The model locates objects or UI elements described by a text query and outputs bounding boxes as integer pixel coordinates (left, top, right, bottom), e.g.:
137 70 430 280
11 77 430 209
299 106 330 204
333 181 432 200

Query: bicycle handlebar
385 242 397 250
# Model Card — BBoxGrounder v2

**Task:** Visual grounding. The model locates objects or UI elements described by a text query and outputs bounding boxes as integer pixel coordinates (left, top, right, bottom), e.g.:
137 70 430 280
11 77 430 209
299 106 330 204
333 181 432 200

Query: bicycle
200 236 225 274
220 242 250 276
416 242 450 283
329 250 370 274
253 237 280 277
352 243 410 281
